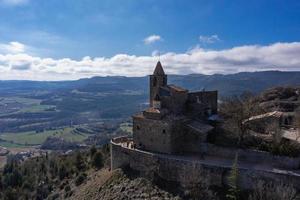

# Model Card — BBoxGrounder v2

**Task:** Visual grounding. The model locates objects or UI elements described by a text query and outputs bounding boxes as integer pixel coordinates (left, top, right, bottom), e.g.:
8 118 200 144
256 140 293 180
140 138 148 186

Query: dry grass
249 180 299 200
67 168 112 200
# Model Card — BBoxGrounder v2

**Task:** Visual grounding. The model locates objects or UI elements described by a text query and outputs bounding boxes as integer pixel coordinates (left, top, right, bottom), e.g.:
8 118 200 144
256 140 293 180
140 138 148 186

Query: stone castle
111 62 300 192
133 61 217 154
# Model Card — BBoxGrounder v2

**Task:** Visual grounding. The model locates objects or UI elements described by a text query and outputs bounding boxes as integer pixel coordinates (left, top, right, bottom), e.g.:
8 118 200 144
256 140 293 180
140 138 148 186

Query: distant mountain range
0 70 300 133
1 71 300 97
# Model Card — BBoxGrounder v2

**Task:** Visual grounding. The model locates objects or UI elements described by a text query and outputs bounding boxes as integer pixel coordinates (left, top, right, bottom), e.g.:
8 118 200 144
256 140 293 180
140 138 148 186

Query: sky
0 0 299 80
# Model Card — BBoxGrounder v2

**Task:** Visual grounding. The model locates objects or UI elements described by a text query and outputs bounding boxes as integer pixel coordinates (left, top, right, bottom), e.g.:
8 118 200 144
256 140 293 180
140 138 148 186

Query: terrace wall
111 136 300 190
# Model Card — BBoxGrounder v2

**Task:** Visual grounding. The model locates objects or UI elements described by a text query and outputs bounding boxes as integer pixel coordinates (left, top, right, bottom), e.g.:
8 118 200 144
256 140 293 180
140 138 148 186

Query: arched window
162 129 166 134
137 125 140 130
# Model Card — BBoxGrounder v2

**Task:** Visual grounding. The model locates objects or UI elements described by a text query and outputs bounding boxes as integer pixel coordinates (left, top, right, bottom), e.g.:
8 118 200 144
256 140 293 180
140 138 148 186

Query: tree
220 92 262 146
75 151 86 171
89 145 97 158
3 186 18 200
294 109 300 142
266 121 284 155
266 121 282 142
58 164 68 180
75 173 87 186
226 153 239 200
92 151 104 169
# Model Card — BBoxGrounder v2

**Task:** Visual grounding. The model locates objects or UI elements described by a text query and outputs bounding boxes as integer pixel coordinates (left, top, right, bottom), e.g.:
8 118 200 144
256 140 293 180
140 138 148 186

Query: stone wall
188 91 218 114
111 136 300 191
132 116 174 154
161 89 188 115
110 136 132 169
199 143 300 170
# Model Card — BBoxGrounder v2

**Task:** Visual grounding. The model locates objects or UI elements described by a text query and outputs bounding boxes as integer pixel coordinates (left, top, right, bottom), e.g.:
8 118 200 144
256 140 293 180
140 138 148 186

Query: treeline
0 145 109 200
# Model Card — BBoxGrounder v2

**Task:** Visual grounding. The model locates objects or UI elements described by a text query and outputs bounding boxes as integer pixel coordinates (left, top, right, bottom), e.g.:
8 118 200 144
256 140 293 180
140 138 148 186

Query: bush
269 140 300 157
3 186 18 200
58 164 68 180
64 184 71 192
92 151 104 169
75 173 87 186
75 151 86 171
90 145 97 158
64 190 73 198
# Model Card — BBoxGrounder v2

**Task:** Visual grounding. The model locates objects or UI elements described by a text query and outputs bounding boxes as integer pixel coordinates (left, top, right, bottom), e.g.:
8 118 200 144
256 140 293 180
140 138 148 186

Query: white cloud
144 35 162 45
0 0 29 6
199 34 220 44
0 41 26 54
0 42 300 80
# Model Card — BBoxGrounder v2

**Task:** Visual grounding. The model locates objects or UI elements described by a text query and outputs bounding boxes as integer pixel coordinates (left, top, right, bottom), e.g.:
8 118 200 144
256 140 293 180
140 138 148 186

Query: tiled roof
186 120 214 134
144 107 161 113
168 84 188 92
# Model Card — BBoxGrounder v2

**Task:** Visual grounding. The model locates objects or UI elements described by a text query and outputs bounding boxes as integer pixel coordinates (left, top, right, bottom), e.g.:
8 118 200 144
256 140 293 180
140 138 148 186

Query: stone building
133 61 218 154
110 62 300 192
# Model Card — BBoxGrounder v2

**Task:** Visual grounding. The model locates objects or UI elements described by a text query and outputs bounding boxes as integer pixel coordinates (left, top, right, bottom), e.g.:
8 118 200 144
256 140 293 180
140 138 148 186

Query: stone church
111 62 300 191
132 61 218 154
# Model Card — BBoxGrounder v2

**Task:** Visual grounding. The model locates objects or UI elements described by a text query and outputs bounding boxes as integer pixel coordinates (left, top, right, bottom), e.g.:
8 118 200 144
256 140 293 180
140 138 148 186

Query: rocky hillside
257 86 300 112
0 146 180 200
70 169 181 200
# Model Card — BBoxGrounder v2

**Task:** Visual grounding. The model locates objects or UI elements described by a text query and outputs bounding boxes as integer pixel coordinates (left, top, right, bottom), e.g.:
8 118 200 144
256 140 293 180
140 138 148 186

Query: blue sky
0 0 299 80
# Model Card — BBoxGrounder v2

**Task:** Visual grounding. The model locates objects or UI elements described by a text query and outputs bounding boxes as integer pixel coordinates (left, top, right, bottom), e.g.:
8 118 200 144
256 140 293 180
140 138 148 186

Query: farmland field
0 126 91 147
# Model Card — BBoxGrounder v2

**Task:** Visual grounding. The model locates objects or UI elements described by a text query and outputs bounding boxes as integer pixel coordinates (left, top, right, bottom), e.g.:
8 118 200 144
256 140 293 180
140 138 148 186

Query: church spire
153 61 165 75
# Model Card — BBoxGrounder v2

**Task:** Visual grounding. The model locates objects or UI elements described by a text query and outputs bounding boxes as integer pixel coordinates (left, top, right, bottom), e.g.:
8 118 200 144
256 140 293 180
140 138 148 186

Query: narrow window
162 129 166 134
153 77 157 86
137 125 140 130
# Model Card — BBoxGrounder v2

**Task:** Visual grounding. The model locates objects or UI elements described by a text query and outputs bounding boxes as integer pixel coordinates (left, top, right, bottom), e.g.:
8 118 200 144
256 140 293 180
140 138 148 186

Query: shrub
90 145 97 158
58 164 68 180
3 186 18 200
64 184 71 193
75 151 86 171
269 140 300 157
75 173 87 186
92 151 104 169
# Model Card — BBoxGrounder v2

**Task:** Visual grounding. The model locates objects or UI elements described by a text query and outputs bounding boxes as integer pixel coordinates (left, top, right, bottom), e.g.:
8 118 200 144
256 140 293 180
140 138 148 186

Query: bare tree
220 92 263 146
182 166 218 200
266 120 282 145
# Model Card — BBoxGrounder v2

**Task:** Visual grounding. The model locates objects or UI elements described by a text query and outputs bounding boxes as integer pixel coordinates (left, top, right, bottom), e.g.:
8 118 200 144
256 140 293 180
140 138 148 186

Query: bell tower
149 61 167 107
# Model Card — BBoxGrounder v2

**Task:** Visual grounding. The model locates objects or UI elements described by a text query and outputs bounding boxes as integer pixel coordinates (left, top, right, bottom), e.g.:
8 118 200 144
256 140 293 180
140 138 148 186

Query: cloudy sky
0 0 299 80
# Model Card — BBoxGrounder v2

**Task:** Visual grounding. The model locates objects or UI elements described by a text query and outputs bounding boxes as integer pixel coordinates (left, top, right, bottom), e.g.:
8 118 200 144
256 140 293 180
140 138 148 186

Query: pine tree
92 151 104 169
226 153 239 200
75 151 86 171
